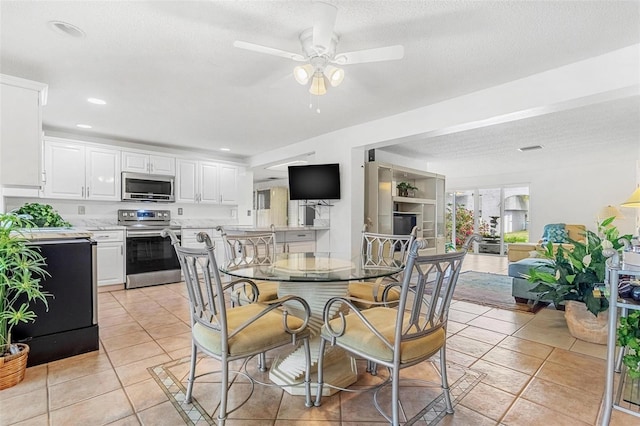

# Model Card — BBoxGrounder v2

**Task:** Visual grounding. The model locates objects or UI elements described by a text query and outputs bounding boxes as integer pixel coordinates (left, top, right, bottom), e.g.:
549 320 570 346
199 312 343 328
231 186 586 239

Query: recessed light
48 21 86 38
220 148 230 152
87 98 106 105
518 145 543 152
76 124 92 129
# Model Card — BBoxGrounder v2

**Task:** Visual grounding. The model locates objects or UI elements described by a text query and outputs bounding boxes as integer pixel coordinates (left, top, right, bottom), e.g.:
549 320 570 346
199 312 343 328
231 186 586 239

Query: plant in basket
0 212 50 389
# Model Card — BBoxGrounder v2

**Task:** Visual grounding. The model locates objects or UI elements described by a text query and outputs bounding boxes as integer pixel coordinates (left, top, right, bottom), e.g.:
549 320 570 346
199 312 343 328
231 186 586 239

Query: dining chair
162 229 312 426
216 225 280 305
348 225 418 309
315 234 481 425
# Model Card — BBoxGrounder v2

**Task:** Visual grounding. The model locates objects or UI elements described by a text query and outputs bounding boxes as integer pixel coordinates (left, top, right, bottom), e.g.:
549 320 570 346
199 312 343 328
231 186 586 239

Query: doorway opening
446 186 530 255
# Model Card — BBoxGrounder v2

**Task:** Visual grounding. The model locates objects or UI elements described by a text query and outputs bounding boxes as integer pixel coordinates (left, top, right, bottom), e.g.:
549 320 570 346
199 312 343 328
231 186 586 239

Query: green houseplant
527 217 632 343
527 217 632 316
396 181 418 197
13 203 71 228
0 213 50 389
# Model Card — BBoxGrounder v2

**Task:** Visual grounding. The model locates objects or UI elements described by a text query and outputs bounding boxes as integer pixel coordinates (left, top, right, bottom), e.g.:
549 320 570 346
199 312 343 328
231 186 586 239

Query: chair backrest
361 225 418 268
391 234 481 360
162 229 231 342
216 225 277 268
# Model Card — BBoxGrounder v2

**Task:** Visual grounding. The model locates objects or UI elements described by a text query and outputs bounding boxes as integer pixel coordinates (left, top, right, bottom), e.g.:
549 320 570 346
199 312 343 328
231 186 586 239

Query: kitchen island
13 228 99 366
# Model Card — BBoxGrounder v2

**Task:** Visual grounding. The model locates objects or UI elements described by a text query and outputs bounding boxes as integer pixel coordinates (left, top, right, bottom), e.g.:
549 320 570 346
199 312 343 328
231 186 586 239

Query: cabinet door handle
150 163 154 172
82 186 85 197
120 246 123 255
87 187 90 198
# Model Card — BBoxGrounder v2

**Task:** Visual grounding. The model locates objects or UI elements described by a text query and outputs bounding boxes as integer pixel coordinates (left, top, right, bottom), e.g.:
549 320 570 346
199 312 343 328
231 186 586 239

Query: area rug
148 356 484 425
453 271 545 313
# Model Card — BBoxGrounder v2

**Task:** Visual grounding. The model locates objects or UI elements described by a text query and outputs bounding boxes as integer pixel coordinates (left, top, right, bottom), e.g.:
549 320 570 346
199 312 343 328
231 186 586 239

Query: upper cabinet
176 159 237 204
43 138 121 201
121 151 175 176
0 74 48 188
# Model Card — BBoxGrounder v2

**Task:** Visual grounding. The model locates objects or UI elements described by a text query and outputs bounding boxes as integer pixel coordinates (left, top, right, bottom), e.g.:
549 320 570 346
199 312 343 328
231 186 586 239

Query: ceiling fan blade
312 1 337 54
333 45 405 65
233 40 305 61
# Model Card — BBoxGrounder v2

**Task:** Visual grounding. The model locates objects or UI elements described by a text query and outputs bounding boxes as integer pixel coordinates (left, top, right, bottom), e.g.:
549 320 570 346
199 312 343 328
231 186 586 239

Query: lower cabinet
91 230 125 286
276 230 316 253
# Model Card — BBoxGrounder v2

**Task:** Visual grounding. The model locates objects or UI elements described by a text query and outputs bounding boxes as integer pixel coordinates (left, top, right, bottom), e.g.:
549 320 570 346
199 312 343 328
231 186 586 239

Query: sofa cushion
508 257 554 278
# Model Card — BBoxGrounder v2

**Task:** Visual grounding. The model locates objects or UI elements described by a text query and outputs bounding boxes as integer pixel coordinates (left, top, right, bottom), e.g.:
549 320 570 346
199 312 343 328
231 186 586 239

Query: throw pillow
546 228 569 243
541 223 566 243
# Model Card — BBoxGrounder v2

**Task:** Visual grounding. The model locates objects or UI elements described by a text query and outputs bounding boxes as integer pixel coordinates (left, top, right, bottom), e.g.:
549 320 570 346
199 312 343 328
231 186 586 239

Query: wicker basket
0 343 29 390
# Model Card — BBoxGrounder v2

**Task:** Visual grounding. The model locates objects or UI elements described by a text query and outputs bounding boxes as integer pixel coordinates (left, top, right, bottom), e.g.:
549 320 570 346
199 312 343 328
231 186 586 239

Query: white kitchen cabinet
91 230 125 286
121 151 175 176
0 74 47 189
276 230 316 253
200 162 220 203
43 138 120 201
219 164 238 204
176 159 238 205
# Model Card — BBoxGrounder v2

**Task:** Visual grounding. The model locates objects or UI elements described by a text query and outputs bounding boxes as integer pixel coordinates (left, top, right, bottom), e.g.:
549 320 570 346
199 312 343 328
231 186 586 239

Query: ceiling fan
233 1 405 97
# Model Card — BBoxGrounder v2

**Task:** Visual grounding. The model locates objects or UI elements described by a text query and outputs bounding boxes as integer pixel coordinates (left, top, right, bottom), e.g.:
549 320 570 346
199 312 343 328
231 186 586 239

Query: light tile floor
1 254 638 425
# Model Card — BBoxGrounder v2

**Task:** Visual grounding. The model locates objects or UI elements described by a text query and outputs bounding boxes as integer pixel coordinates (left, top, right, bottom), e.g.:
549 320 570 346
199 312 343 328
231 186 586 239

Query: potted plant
527 217 632 343
13 203 71 228
396 181 418 197
0 213 50 390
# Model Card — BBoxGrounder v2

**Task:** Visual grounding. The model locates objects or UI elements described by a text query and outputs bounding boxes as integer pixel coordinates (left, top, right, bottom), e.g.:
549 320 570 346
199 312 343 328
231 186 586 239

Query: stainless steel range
118 209 181 289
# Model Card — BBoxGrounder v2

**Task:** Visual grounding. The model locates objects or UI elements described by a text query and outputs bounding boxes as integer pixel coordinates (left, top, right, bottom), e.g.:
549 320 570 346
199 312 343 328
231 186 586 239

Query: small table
219 251 403 396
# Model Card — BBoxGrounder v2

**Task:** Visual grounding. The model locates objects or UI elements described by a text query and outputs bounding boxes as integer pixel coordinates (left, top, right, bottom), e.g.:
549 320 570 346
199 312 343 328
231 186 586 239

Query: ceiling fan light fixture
324 65 344 87
294 64 314 85
309 72 327 96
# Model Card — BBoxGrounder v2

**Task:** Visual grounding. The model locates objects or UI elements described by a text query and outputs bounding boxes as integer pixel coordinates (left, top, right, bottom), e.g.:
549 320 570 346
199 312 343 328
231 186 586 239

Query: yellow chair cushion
348 281 400 302
233 281 279 303
193 303 303 356
322 307 445 363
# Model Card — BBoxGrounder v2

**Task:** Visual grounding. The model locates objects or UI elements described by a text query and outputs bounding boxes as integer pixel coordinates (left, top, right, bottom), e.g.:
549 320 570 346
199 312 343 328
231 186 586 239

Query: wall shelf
365 162 446 254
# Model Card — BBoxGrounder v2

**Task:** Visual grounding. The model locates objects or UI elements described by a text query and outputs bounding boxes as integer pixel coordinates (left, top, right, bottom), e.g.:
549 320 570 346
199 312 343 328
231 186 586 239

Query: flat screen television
288 163 341 200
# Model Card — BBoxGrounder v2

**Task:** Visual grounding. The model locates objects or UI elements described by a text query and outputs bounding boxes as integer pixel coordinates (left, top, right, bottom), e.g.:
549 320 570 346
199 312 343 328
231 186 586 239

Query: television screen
288 163 341 200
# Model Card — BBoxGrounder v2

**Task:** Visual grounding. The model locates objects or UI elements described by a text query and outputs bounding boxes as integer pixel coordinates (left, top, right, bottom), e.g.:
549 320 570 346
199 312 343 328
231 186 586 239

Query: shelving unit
601 252 640 425
365 162 445 254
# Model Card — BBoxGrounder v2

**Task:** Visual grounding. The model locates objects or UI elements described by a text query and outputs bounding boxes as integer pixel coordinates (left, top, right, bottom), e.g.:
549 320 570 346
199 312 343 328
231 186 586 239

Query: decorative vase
0 343 29 390
564 300 608 344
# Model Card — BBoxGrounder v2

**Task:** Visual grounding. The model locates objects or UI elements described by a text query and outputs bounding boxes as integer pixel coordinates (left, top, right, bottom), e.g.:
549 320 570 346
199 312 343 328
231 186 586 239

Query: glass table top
219 252 403 282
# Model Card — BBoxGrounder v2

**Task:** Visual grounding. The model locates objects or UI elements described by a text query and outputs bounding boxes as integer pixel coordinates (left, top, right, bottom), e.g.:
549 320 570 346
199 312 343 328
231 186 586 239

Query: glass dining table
219 251 403 396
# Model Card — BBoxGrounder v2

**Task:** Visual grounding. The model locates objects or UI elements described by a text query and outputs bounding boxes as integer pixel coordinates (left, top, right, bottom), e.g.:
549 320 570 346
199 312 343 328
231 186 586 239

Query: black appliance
393 213 417 236
119 209 181 289
13 237 99 366
288 163 341 200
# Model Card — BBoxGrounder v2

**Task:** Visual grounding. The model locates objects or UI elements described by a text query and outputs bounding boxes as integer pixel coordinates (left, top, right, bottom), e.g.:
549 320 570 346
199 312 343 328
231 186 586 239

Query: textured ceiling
381 96 640 178
1 1 639 165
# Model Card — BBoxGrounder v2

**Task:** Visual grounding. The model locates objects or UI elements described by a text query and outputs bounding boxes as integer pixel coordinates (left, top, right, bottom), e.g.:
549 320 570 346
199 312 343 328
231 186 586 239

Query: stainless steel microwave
121 172 175 202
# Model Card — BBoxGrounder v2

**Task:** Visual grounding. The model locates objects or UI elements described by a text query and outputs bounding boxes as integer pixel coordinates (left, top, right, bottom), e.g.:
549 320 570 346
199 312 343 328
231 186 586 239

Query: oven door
125 228 181 289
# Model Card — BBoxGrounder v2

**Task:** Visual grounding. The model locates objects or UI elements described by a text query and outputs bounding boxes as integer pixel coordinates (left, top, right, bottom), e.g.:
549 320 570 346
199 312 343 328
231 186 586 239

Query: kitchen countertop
16 227 94 241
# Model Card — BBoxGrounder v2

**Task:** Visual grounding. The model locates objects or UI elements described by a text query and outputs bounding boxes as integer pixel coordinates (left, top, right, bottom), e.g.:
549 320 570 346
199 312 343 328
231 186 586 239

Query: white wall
445 157 638 239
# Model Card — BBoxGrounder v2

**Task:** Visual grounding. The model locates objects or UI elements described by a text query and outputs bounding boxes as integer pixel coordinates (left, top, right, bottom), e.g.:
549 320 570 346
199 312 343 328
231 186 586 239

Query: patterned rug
148 356 484 425
454 271 545 313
